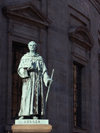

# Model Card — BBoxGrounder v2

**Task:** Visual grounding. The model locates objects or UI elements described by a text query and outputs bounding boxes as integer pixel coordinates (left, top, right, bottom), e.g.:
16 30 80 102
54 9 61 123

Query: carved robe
18 52 49 117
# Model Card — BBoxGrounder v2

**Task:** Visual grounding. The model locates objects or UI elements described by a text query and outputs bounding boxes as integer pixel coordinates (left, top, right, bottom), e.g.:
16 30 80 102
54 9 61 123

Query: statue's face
28 42 37 51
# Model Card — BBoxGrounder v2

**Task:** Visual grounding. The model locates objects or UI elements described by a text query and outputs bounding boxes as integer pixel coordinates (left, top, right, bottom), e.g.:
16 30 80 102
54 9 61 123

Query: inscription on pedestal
15 119 49 125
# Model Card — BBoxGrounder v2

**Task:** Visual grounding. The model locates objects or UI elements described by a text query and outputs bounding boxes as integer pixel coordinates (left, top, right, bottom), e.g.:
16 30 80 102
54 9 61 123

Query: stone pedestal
12 124 52 133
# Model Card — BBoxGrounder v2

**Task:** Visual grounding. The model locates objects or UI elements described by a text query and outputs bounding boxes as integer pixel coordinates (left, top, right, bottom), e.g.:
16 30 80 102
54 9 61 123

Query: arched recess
69 26 93 65
3 2 51 128
69 26 93 50
68 26 94 131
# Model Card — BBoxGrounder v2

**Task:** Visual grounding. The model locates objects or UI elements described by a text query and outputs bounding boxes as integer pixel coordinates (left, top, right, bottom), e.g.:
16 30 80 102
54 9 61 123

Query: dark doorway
12 41 28 119
73 62 83 128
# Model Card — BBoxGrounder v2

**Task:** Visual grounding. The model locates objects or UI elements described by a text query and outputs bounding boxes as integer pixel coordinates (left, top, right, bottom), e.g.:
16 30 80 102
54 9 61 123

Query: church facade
0 0 100 133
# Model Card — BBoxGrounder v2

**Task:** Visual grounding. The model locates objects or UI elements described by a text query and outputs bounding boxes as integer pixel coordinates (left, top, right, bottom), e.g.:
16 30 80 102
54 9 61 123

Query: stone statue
17 41 52 119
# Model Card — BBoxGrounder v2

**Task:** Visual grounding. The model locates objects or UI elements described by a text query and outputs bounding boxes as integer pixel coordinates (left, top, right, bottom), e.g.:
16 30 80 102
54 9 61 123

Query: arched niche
69 26 94 131
2 2 51 128
69 26 93 50
69 26 93 65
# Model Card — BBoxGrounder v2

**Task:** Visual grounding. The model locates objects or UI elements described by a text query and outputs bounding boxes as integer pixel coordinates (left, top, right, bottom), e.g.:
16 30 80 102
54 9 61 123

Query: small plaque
15 119 49 125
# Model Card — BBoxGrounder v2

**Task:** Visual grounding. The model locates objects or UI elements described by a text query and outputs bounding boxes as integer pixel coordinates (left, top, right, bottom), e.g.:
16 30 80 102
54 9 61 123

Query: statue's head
28 41 37 52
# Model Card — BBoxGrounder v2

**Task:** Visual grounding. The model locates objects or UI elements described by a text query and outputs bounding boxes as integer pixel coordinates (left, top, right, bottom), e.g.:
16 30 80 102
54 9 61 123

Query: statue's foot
33 116 38 119
19 116 24 120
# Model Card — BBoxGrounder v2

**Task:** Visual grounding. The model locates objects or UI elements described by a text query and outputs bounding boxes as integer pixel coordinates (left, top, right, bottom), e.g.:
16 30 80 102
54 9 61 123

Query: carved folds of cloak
18 53 50 117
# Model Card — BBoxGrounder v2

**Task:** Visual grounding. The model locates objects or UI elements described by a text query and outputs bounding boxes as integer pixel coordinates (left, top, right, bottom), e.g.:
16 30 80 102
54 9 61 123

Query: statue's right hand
27 61 33 71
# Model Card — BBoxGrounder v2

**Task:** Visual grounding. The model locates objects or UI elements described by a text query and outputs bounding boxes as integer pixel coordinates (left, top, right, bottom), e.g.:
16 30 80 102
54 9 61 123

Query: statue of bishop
18 41 51 119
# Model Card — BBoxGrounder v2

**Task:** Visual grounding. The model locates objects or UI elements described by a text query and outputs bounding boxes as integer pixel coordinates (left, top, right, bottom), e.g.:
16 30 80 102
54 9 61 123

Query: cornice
89 0 100 14
2 2 51 28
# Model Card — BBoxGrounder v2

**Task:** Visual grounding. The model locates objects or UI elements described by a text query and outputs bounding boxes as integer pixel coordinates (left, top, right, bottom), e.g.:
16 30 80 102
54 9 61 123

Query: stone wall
0 0 100 133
